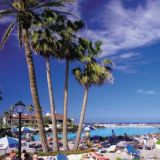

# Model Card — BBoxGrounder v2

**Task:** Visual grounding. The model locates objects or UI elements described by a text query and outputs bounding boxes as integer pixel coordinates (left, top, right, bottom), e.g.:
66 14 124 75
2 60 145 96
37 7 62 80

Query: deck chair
90 152 109 160
57 154 68 160
125 144 140 156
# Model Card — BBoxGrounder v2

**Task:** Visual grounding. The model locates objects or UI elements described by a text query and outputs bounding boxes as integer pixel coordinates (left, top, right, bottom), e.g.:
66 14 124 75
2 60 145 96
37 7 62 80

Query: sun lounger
125 144 140 156
107 145 116 152
57 154 68 160
90 152 109 160
98 148 107 153
46 156 55 160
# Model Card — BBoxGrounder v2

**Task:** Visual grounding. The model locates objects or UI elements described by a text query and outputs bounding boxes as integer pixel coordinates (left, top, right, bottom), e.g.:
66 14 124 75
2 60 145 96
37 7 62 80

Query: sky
0 0 160 123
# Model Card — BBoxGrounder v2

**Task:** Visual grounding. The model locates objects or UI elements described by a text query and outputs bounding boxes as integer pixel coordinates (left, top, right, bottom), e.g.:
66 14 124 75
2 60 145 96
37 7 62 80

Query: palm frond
53 10 81 20
102 59 112 65
0 9 13 18
0 22 15 49
30 11 46 29
18 22 22 47
32 1 65 10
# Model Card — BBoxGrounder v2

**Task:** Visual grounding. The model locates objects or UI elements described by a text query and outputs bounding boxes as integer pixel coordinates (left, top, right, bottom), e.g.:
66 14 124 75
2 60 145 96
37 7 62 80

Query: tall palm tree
31 12 84 151
3 111 10 126
72 41 113 151
0 0 74 152
9 105 14 125
28 104 34 124
31 10 61 151
57 20 84 150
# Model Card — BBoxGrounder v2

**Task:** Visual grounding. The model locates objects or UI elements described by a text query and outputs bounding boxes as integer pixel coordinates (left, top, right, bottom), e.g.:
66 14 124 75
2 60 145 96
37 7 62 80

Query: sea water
33 126 160 141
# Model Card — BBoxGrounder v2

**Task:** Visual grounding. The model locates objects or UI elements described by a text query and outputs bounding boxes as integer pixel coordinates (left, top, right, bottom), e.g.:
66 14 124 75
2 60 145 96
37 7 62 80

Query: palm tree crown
0 0 74 49
56 19 84 60
73 39 113 88
73 58 113 88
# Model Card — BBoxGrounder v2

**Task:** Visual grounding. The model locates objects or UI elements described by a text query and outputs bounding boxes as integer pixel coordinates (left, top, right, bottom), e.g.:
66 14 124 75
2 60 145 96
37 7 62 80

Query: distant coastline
84 122 160 128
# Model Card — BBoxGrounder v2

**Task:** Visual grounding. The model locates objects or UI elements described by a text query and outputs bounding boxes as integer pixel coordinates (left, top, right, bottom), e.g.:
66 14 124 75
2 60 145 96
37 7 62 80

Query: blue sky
0 0 160 122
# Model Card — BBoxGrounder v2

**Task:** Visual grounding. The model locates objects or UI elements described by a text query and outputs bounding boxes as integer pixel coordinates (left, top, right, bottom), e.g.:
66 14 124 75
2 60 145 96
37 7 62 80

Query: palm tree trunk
29 111 32 126
45 57 59 151
63 59 69 151
22 28 48 152
73 86 89 151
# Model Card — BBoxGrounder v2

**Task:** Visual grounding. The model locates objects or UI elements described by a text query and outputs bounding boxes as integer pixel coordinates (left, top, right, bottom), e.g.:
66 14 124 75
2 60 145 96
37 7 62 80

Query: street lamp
15 101 25 160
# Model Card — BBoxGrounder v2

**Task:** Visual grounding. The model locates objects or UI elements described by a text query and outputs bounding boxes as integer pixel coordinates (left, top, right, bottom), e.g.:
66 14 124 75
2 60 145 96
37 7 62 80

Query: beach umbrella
11 128 18 133
83 127 90 132
21 127 36 133
83 126 96 131
0 136 18 149
11 127 35 133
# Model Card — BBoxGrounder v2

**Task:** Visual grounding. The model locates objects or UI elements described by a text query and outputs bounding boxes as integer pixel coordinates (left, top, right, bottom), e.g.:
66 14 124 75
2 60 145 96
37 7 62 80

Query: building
3 114 36 126
3 113 74 128
44 113 74 129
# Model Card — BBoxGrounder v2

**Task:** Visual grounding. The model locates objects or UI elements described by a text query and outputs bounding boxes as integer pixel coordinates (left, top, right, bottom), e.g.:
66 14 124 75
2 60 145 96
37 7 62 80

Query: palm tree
0 0 75 152
31 12 84 151
31 10 61 151
3 111 10 126
56 20 84 151
72 41 113 151
9 105 14 125
28 104 34 124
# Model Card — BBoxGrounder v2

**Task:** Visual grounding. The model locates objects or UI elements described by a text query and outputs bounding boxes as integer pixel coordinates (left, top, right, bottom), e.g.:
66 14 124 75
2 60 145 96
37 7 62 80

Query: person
32 154 39 160
112 129 115 137
97 143 102 149
47 134 52 141
23 153 32 160
124 132 128 141
21 150 27 160
9 150 17 160
143 138 147 149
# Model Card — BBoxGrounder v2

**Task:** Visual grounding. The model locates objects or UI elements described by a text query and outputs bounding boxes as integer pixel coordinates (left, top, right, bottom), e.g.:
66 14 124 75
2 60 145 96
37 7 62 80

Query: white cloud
114 65 138 74
120 52 140 59
110 51 140 62
77 0 160 73
108 51 141 73
137 89 156 95
59 1 82 20
80 0 160 57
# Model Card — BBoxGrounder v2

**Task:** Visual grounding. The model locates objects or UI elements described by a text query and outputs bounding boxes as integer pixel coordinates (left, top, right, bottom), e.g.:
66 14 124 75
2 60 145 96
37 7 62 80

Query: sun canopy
0 136 18 150
11 127 36 133
83 125 96 131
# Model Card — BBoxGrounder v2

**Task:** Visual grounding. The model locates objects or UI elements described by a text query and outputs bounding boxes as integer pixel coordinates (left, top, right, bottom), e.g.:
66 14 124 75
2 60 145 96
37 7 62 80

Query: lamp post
15 101 25 160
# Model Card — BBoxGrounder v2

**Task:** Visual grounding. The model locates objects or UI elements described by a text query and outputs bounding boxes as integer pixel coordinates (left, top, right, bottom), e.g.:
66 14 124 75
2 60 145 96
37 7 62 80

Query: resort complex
2 113 74 130
1 0 160 160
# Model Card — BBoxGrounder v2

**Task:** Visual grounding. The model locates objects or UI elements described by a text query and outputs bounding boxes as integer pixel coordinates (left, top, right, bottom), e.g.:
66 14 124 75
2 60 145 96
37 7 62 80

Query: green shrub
37 149 95 156
116 157 122 160
156 140 160 145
